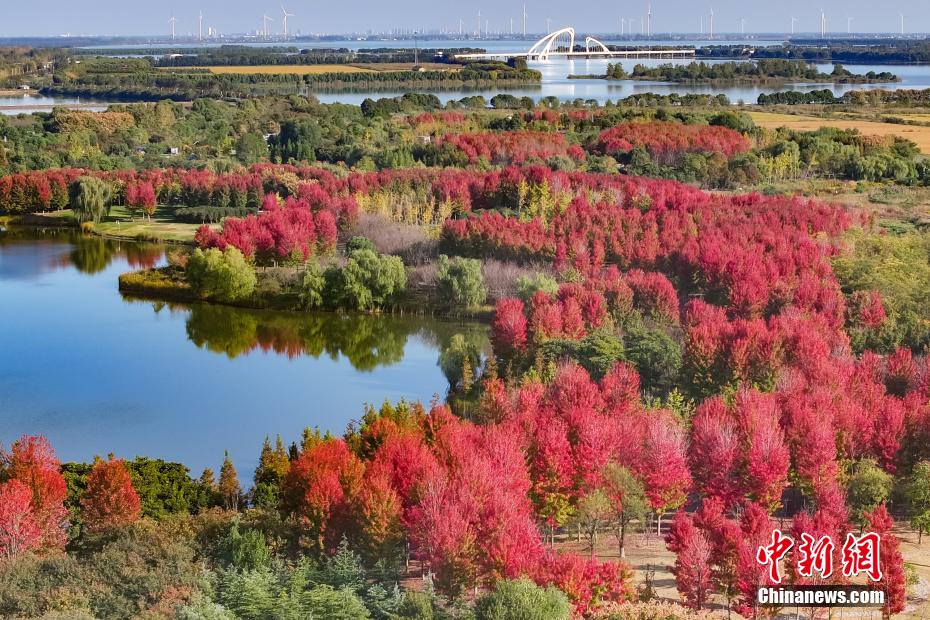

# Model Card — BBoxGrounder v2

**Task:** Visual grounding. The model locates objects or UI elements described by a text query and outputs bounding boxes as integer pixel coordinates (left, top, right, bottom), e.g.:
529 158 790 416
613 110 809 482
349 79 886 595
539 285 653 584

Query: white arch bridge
455 27 694 61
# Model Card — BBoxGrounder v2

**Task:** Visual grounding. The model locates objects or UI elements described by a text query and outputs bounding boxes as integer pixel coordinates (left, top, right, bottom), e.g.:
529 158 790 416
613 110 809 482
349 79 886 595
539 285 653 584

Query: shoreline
118 265 494 321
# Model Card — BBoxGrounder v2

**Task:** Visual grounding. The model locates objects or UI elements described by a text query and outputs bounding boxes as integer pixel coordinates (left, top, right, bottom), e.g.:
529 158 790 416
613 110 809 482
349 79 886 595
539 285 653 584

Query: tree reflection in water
0 228 163 275
149 301 490 373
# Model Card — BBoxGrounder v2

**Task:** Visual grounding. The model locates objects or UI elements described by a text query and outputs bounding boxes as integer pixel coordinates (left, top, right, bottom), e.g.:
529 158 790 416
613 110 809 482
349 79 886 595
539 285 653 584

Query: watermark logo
756 530 884 608
757 529 882 582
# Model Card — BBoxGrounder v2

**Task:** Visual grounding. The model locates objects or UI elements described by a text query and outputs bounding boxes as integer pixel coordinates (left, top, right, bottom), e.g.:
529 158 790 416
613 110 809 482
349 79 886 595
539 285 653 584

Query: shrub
516 273 559 303
436 255 487 311
474 578 572 620
324 249 406 311
186 247 257 303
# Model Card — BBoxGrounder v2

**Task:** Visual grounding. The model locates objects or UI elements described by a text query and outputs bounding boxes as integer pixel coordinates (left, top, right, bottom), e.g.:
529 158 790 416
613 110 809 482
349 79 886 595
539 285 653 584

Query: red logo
757 530 882 582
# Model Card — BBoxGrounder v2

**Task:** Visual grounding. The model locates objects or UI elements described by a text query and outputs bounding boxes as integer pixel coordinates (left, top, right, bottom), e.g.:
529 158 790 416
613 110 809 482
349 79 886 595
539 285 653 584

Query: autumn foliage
593 121 750 163
0 435 68 552
80 455 142 534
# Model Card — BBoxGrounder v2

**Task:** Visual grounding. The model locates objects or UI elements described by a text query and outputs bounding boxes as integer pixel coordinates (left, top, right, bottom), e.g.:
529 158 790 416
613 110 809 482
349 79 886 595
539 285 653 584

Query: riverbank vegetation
37 54 540 100
571 59 899 84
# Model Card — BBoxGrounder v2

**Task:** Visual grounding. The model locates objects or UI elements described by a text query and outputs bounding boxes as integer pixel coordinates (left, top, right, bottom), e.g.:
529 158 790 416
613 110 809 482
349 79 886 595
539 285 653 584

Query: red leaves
866 504 906 618
80 456 142 534
0 480 42 560
197 193 338 264
537 552 633 614
435 131 584 166
282 438 365 553
125 181 157 216
593 121 750 163
690 391 790 510
490 298 528 356
666 512 713 609
408 414 544 596
1 435 68 552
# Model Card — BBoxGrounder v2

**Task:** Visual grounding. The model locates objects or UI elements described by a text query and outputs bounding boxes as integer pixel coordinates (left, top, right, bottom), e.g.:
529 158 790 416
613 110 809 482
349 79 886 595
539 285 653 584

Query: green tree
302 585 370 619
224 523 272 570
474 578 571 620
270 119 321 163
186 247 257 303
573 489 613 559
69 176 113 224
324 249 406 311
846 459 892 530
602 464 648 558
624 326 682 396
252 435 290 509
393 590 436 619
516 273 559 304
235 133 269 165
908 461 930 544
436 255 487 312
299 259 326 309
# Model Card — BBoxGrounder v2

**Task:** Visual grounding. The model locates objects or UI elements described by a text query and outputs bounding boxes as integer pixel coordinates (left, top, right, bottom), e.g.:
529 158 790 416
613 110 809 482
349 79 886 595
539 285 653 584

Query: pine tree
199 468 216 490
218 451 241 511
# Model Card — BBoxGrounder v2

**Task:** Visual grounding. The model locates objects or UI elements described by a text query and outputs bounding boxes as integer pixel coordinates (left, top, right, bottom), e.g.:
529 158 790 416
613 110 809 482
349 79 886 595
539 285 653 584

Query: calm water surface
0 228 486 473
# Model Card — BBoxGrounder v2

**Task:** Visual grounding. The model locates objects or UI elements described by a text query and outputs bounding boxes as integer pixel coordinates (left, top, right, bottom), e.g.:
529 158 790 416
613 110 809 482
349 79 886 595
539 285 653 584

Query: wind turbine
546 17 551 34
622 17 626 36
646 1 652 37
740 17 746 35
262 14 274 38
523 2 527 36
198 11 203 41
820 9 826 38
169 15 177 40
709 8 714 40
281 6 295 39
846 15 852 34
791 17 798 35
900 12 905 35
477 9 481 37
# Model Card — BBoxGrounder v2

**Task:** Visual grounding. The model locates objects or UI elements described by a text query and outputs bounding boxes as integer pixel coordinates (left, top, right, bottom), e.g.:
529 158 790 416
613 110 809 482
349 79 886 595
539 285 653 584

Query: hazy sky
0 0 927 37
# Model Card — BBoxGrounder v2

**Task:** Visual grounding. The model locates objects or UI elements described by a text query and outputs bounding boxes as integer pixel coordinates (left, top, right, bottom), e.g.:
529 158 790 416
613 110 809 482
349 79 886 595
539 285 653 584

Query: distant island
568 59 899 85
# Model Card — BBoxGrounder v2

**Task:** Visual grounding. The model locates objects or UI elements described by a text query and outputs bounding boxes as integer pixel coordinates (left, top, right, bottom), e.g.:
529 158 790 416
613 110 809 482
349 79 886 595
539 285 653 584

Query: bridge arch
584 36 611 54
527 27 575 60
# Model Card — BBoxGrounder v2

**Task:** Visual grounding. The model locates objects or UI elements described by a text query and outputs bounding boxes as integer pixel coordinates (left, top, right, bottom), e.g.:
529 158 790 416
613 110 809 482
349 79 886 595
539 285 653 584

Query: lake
0 227 487 474
5 37 930 113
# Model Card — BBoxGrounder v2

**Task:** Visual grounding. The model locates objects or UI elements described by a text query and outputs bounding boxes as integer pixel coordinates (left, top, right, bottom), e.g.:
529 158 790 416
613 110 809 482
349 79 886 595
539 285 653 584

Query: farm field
749 110 930 153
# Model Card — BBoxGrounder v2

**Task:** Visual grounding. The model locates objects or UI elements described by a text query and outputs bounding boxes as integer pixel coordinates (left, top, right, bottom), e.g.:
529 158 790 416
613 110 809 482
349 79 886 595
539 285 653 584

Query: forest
4 80 930 618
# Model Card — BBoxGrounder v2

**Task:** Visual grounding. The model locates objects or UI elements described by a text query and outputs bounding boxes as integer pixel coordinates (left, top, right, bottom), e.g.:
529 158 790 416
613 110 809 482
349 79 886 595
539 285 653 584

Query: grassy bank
7 206 209 243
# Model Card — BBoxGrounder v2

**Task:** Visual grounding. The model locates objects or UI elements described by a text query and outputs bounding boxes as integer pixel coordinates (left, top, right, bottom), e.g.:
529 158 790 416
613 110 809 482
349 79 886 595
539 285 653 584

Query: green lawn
93 205 214 243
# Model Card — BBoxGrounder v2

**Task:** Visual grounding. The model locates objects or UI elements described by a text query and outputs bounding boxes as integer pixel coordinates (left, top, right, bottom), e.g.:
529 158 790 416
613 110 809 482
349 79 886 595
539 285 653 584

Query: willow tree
69 176 113 224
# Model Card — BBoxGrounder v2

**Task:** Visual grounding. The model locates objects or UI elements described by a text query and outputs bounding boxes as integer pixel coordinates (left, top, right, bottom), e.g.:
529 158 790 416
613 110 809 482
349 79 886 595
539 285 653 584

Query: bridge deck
455 49 696 61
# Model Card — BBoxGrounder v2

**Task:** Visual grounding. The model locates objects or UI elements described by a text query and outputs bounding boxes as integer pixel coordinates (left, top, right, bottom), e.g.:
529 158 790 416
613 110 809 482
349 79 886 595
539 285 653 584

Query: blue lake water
0 228 485 474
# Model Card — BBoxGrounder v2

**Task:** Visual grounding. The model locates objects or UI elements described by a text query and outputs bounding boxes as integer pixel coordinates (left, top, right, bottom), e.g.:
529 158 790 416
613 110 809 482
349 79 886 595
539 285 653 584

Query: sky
0 0 927 37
